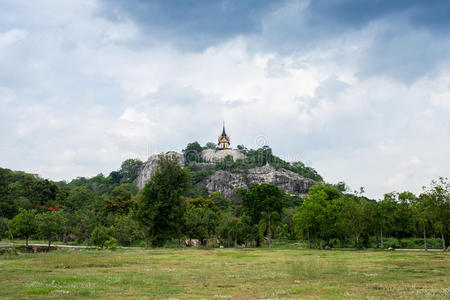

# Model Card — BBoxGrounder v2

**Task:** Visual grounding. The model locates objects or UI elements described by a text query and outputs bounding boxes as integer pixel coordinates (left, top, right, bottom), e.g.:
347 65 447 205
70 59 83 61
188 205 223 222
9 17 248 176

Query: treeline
0 153 448 250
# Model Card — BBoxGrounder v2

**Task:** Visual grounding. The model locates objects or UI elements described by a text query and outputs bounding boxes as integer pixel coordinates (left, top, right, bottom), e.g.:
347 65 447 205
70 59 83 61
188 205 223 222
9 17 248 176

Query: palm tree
259 211 280 248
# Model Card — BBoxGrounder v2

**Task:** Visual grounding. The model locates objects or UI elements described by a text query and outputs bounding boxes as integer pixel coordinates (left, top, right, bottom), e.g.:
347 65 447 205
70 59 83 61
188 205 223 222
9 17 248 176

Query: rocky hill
135 149 316 196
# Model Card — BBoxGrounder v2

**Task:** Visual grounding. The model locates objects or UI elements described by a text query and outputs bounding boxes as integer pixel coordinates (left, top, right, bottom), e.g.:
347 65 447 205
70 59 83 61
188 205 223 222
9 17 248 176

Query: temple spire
218 121 230 150
221 121 227 137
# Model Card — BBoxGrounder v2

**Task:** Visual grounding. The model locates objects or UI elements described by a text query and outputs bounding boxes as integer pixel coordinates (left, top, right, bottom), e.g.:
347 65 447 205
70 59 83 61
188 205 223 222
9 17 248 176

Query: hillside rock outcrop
134 152 184 189
201 164 315 198
135 151 316 196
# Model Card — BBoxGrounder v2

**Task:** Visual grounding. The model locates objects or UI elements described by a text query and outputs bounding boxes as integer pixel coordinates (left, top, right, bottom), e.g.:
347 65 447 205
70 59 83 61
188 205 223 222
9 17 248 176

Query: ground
0 248 448 299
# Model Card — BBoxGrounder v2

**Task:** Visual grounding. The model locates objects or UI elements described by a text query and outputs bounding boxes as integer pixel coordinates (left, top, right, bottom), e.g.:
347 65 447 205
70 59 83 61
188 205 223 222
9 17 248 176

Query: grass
0 248 448 299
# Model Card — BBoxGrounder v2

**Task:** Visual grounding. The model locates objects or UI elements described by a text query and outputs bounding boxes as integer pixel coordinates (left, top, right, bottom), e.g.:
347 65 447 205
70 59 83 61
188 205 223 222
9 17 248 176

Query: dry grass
0 248 448 299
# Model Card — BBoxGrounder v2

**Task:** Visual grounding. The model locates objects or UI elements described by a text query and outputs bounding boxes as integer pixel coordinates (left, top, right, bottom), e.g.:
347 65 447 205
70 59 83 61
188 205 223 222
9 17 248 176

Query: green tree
258 211 280 248
0 217 9 240
36 211 64 247
339 195 367 248
422 177 450 251
412 194 431 251
8 209 37 245
241 184 284 247
0 168 15 218
119 158 143 183
111 214 142 246
209 191 231 211
104 185 135 214
183 197 221 245
90 225 110 248
63 186 96 212
293 184 341 248
204 142 217 150
136 154 190 247
182 142 203 163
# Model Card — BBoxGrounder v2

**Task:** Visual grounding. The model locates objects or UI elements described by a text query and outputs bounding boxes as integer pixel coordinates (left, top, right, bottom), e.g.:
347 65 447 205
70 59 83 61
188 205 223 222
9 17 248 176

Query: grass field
0 248 448 299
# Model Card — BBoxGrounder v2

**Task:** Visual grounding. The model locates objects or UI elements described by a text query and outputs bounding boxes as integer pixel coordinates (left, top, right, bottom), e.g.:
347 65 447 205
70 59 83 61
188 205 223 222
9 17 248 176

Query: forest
0 144 448 251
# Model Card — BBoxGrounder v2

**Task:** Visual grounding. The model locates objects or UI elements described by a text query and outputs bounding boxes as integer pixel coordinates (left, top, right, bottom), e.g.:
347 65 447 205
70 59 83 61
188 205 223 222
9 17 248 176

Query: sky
0 0 449 199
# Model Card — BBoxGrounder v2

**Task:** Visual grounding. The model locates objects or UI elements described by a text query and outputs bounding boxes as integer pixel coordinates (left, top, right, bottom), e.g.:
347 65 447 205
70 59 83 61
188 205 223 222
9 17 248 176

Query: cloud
0 0 449 200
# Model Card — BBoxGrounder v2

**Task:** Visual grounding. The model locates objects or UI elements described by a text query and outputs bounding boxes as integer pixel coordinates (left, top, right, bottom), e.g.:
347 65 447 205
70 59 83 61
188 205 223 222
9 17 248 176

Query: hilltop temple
218 123 231 150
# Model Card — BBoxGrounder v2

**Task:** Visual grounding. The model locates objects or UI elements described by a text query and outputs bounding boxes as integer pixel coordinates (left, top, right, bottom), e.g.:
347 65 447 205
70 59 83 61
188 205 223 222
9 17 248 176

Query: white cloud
0 0 449 199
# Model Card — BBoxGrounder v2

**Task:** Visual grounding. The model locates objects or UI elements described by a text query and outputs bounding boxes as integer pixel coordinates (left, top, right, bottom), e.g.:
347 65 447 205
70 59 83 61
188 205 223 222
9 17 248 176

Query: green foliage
183 197 221 245
182 141 204 163
90 225 110 248
104 237 118 249
204 142 217 149
8 209 37 245
104 184 135 214
241 184 285 246
111 214 142 246
209 191 232 211
119 159 144 183
63 186 96 212
218 216 249 247
36 211 64 247
136 154 190 247
0 217 9 240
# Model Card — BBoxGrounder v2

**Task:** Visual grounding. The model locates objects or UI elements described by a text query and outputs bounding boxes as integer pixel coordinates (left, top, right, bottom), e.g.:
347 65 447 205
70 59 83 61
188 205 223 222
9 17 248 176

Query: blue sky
0 0 449 198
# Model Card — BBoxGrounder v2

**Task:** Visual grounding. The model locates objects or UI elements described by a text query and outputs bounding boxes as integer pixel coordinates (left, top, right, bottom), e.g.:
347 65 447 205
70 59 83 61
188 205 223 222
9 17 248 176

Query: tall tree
259 211 280 248
422 177 450 251
136 154 190 247
241 184 284 247
183 197 221 245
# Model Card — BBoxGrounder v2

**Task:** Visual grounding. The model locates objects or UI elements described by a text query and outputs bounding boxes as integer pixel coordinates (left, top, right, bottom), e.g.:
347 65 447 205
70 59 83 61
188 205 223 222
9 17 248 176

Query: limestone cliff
135 151 316 196
134 152 184 189
201 164 315 198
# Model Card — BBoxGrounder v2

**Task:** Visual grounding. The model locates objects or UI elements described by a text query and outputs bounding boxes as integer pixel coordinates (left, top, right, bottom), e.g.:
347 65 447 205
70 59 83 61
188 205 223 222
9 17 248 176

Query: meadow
0 248 448 299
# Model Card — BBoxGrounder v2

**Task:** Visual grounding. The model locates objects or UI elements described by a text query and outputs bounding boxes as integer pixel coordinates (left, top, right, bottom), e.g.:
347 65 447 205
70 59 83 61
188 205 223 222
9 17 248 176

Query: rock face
201 164 315 198
135 151 316 196
201 149 245 162
134 152 184 189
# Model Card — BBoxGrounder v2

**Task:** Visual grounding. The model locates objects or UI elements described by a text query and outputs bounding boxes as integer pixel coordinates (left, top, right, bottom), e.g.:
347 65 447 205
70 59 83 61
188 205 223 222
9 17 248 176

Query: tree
183 197 221 245
0 217 9 240
338 195 367 248
422 177 450 251
293 184 341 248
136 154 190 247
182 142 203 163
111 214 142 246
209 191 231 211
241 184 284 247
36 211 64 247
259 211 280 248
8 209 37 245
204 142 217 150
63 186 96 212
90 225 110 248
392 192 414 248
412 194 431 251
0 168 15 218
119 158 143 183
104 185 135 214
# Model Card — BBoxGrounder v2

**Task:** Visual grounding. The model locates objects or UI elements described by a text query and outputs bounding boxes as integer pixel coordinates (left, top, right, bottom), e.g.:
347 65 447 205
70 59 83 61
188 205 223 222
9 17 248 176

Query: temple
218 122 231 150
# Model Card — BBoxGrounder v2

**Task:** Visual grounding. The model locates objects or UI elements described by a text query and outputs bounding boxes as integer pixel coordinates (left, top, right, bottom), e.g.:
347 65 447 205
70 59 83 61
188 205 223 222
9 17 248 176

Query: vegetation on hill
183 143 323 190
0 147 448 251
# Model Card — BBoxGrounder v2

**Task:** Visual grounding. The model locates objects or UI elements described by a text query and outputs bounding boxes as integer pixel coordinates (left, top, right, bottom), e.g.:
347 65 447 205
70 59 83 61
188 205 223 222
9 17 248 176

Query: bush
104 237 118 250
